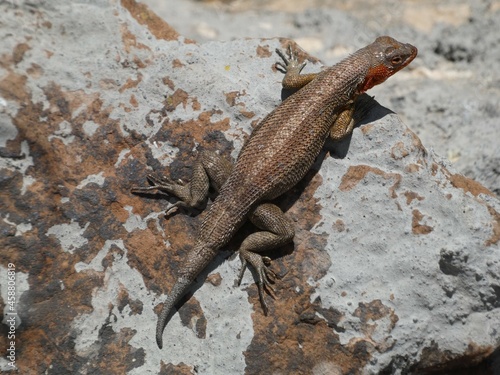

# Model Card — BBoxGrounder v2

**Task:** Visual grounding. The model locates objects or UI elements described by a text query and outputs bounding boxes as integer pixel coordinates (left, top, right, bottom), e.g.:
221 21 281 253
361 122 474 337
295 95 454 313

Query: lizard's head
359 36 418 93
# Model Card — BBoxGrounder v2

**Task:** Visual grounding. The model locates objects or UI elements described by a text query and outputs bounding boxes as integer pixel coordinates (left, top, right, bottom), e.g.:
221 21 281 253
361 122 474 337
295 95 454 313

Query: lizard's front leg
131 150 233 214
329 102 356 141
276 45 357 141
275 45 318 89
237 203 295 314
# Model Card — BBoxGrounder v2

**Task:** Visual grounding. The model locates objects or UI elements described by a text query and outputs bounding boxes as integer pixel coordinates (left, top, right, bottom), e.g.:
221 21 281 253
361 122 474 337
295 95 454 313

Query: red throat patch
359 64 393 92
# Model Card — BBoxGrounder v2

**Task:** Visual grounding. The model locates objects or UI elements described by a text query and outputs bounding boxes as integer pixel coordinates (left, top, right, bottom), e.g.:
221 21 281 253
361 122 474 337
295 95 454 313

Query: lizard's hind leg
237 203 294 314
131 150 233 214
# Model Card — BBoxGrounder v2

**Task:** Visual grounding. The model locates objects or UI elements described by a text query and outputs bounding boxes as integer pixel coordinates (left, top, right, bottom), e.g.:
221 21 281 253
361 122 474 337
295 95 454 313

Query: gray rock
0 1 499 374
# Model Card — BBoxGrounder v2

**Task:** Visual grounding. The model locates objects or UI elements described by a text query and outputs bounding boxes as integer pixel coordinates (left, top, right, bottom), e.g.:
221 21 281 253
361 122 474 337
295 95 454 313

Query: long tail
156 202 241 348
156 278 191 349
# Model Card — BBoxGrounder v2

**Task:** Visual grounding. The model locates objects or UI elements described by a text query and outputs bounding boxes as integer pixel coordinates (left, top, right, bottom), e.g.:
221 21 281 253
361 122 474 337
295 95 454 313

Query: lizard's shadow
327 94 394 158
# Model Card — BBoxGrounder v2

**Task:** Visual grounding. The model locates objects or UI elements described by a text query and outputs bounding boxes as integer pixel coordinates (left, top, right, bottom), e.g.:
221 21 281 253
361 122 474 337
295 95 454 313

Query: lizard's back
219 56 369 210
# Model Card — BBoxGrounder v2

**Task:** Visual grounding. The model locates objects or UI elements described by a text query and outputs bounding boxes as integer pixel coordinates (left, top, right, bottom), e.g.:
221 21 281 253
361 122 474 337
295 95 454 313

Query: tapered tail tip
155 279 191 349
156 310 168 349
156 334 163 349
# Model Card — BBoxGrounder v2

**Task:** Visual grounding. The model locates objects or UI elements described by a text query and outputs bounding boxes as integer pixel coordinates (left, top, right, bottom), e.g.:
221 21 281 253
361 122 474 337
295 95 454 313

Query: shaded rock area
0 1 499 374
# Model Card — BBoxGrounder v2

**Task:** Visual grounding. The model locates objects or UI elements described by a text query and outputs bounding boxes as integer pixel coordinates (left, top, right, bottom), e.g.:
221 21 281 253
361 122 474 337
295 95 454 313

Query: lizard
131 36 417 349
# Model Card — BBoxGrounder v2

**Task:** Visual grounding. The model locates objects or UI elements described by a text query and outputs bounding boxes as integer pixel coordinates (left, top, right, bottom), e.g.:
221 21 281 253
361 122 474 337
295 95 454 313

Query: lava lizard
131 36 417 349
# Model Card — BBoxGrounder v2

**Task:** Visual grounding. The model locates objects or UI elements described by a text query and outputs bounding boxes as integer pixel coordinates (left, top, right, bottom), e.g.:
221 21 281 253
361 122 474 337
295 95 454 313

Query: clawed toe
165 200 190 216
258 284 270 315
236 257 248 286
238 251 281 314
257 266 278 315
130 185 160 194
275 49 289 72
146 174 176 188
130 174 175 195
275 45 306 74
131 173 200 216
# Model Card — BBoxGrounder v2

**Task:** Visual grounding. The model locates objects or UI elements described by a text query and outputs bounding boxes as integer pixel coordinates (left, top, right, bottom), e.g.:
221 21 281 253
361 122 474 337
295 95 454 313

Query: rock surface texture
143 0 500 200
1 1 499 374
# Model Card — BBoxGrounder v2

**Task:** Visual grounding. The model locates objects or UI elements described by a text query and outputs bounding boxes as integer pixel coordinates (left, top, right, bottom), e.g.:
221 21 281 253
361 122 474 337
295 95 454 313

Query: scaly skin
131 36 417 349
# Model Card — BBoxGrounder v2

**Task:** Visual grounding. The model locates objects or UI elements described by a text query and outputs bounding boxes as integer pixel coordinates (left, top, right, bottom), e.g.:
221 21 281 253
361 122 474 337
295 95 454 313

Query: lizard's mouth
405 44 418 65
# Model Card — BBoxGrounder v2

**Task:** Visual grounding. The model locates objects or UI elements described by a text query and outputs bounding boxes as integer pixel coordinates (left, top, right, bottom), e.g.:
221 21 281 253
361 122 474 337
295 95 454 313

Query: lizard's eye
391 56 403 65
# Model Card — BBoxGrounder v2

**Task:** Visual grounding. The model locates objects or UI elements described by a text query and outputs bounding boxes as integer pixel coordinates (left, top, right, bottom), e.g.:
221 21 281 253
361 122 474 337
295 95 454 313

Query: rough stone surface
143 0 500 199
0 1 499 374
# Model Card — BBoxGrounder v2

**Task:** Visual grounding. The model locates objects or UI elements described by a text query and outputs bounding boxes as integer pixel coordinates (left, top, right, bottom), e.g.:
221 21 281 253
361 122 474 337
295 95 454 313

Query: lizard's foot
237 251 277 315
275 45 317 89
275 45 306 75
131 174 202 215
235 203 293 314
131 151 232 216
130 173 182 194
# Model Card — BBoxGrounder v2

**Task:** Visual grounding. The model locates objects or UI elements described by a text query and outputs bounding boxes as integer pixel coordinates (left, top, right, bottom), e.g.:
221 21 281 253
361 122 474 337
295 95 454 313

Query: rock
142 0 500 200
0 1 499 374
